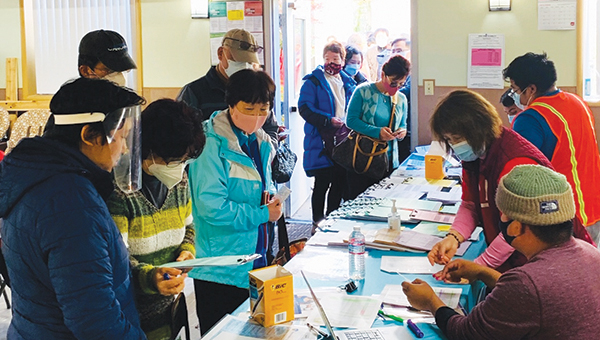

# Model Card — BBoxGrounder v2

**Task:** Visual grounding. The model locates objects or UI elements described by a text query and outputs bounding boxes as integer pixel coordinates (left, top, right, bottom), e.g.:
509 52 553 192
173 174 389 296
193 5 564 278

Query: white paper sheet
538 0 576 30
159 254 261 268
381 284 463 309
380 256 444 274
202 314 292 340
305 295 381 329
467 33 505 89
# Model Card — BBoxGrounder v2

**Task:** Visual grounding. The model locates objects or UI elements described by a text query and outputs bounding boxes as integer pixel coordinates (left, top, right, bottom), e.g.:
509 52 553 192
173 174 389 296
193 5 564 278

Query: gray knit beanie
495 165 575 226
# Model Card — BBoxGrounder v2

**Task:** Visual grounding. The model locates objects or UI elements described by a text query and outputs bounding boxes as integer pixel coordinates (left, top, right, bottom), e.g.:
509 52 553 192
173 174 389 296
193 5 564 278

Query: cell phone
277 129 290 137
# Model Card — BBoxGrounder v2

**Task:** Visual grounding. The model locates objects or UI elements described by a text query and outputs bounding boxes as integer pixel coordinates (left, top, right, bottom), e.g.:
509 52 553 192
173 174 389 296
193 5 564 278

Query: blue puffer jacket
298 66 356 176
187 110 275 289
0 137 145 340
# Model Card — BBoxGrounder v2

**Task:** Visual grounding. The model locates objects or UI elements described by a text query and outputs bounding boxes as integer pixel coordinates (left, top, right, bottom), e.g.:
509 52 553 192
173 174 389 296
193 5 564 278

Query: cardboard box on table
249 265 294 327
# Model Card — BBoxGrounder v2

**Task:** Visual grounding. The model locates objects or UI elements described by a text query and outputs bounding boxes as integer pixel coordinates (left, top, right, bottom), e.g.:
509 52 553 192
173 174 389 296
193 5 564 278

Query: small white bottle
348 226 366 280
388 199 400 230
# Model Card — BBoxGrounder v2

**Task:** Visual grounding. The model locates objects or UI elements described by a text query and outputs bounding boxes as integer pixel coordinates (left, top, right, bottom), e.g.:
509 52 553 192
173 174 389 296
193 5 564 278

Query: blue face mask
450 140 481 162
345 64 360 76
512 92 526 111
508 115 515 124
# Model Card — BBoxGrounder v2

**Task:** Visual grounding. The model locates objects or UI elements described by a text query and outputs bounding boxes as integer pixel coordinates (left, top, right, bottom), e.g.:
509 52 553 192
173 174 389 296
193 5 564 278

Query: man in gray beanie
402 164 600 340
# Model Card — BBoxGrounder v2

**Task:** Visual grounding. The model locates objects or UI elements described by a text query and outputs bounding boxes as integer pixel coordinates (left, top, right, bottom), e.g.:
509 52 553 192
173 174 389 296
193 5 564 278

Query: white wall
140 0 212 88
0 0 579 89
417 0 577 87
0 0 23 88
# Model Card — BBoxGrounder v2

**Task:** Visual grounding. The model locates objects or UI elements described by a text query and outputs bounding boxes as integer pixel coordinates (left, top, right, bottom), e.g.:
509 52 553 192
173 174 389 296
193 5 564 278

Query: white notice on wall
467 34 505 89
538 0 576 30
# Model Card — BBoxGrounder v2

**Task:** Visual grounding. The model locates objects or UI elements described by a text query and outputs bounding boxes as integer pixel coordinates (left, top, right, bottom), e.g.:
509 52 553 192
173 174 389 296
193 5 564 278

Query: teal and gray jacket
187 109 275 288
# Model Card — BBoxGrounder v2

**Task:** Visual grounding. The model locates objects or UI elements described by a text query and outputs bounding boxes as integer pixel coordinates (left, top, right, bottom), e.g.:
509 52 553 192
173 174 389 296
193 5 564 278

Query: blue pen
407 319 424 338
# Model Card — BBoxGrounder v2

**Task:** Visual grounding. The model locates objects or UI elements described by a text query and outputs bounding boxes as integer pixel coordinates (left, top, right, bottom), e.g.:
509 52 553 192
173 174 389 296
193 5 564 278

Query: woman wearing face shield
186 69 282 335
345 55 410 199
427 90 594 273
106 99 206 339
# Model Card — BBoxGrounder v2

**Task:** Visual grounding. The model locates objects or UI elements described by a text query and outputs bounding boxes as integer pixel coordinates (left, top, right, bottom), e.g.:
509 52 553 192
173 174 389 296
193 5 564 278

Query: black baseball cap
79 30 137 72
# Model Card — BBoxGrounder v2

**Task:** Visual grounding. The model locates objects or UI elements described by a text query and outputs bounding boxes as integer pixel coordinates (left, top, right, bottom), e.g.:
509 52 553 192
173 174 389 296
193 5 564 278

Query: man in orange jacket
503 52 600 246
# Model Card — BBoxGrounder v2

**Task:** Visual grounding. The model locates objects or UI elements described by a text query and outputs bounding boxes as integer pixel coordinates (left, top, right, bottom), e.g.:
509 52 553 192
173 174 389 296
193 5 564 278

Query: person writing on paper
345 55 409 199
427 90 593 272
187 69 282 335
403 165 600 340
107 99 205 339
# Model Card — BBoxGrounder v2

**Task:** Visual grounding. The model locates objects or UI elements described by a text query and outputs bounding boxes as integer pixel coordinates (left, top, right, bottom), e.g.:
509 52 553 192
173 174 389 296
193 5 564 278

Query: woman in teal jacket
346 55 410 199
187 69 282 335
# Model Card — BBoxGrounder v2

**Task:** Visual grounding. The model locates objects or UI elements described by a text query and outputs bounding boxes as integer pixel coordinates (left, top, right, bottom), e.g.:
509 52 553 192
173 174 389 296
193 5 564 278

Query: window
579 0 600 104
21 0 142 98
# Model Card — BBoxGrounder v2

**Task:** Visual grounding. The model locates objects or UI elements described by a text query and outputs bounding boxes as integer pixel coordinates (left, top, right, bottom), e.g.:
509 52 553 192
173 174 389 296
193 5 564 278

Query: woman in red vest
427 90 593 272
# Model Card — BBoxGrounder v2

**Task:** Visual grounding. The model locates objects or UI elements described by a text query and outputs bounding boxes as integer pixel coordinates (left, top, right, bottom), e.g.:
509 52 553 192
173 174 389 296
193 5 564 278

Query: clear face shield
52 105 142 194
103 105 142 193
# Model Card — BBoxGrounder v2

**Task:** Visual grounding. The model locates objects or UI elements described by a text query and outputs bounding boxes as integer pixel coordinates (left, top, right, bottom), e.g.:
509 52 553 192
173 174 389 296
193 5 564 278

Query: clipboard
158 254 262 269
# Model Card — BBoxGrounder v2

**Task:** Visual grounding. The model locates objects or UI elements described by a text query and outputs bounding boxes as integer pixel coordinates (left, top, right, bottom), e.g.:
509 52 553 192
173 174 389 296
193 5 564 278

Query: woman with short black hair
187 69 283 335
107 98 206 339
345 55 410 199
344 45 368 85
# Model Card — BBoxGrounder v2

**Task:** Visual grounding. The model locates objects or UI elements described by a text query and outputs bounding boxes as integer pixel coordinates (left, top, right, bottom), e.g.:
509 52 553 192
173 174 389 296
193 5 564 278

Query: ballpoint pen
378 309 404 323
407 319 424 338
307 323 328 337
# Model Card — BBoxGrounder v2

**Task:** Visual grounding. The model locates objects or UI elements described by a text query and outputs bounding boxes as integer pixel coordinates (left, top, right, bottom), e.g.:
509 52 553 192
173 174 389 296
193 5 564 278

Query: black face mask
498 220 516 245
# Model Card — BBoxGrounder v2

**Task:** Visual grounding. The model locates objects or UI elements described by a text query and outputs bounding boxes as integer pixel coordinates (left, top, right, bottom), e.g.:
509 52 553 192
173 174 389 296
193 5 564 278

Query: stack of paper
410 209 456 224
381 284 463 309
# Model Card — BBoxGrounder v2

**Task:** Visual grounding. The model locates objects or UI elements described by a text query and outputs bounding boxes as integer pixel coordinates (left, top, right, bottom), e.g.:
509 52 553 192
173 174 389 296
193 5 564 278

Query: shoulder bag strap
277 215 291 261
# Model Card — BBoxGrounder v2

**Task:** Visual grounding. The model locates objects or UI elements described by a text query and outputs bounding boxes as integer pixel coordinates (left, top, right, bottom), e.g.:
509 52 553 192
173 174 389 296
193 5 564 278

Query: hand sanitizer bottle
388 199 400 230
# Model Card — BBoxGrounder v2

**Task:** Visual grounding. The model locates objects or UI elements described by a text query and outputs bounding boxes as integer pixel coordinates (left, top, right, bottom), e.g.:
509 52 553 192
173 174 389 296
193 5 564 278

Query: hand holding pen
155 267 186 296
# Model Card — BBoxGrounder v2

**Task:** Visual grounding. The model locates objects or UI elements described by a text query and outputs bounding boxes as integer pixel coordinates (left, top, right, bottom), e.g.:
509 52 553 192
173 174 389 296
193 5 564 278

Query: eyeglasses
386 76 406 88
223 37 264 53
152 152 190 168
508 86 528 97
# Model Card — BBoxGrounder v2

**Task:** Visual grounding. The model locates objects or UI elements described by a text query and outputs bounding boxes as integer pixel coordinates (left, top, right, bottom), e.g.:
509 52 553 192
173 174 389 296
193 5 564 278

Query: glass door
265 0 312 217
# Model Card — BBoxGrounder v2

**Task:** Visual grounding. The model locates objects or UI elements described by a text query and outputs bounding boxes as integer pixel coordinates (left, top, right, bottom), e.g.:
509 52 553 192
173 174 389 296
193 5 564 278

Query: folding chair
6 109 51 153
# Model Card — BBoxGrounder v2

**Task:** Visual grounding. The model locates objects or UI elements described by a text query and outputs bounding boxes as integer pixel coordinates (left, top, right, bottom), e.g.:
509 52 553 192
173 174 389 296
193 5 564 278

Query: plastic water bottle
348 226 366 280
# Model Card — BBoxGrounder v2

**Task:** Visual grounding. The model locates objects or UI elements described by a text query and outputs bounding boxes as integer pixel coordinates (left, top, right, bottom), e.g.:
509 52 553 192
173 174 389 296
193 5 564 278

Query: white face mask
104 72 127 87
148 156 185 189
508 115 516 124
225 60 253 77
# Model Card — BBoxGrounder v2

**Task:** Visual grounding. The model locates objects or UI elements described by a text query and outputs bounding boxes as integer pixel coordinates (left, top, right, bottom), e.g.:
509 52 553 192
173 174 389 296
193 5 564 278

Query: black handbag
331 97 396 180
320 124 351 157
271 142 297 183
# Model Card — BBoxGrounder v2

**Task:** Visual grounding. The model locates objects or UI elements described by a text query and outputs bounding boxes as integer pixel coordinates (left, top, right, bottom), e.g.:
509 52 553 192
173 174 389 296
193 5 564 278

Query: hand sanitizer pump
388 199 400 230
